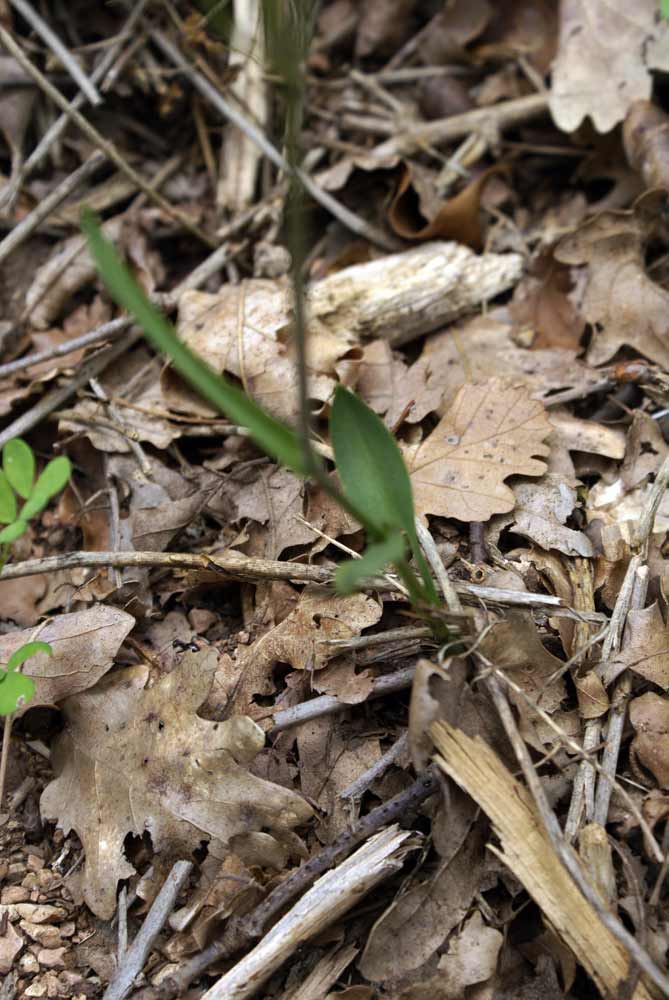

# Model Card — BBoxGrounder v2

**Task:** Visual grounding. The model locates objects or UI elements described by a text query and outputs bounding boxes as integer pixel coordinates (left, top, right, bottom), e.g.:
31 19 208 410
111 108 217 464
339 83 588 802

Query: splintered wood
430 721 657 1000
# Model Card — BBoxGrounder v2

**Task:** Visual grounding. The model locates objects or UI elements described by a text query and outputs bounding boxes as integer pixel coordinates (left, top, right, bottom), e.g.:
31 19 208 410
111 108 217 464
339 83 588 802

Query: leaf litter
5 2 669 998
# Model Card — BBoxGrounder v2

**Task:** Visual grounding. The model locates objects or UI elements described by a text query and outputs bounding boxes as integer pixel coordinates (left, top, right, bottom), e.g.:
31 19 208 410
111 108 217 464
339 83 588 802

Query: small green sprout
0 642 52 716
0 438 71 557
0 439 70 716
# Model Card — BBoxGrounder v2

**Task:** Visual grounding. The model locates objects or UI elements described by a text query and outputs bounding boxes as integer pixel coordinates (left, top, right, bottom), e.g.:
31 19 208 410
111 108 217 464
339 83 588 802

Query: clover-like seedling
0 641 52 716
0 438 71 548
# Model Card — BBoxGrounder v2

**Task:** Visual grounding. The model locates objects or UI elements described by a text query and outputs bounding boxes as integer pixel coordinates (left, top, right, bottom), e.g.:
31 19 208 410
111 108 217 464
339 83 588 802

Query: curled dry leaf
40 654 313 918
0 606 135 717
550 0 669 134
404 379 551 523
555 197 669 369
629 692 669 788
489 473 593 557
624 99 669 191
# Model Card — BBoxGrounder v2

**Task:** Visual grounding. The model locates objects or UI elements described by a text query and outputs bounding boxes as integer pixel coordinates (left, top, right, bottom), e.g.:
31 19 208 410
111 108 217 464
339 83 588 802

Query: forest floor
2 2 669 998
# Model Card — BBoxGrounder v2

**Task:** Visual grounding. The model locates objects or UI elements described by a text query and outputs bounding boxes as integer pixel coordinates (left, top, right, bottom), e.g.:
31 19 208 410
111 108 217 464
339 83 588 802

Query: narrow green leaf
21 457 71 520
0 470 16 524
0 671 35 715
0 520 27 543
330 385 417 539
7 641 52 673
3 438 35 499
335 532 407 594
81 209 307 476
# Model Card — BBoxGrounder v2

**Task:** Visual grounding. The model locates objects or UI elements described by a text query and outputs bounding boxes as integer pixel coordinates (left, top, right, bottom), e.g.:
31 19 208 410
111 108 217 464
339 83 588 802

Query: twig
0 316 129 380
593 566 649 826
200 828 415 1000
0 25 215 248
0 548 332 584
103 860 193 1000
8 0 102 105
340 732 408 801
414 517 461 613
150 28 400 252
269 667 415 734
0 151 106 266
141 770 437 1000
0 0 150 207
117 885 128 964
0 331 140 449
370 93 549 159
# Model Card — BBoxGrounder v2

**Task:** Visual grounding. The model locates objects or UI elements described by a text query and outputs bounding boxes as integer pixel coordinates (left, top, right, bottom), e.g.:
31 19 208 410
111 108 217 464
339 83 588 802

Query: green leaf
81 209 307 476
3 438 35 499
7 641 52 673
0 670 35 715
21 457 71 520
0 520 28 544
335 533 407 594
330 385 417 539
0 470 16 524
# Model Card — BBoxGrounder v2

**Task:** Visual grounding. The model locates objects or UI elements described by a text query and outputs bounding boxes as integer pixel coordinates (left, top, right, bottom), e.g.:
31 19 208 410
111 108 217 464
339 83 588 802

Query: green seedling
0 641 52 716
81 211 439 610
0 439 70 716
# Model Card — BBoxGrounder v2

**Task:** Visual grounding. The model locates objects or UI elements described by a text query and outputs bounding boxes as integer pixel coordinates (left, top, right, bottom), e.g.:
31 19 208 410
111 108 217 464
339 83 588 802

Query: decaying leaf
41 654 312 918
404 379 551 522
489 474 593 557
550 0 669 134
168 284 342 422
555 198 669 368
419 315 601 413
630 692 669 788
214 586 382 718
608 605 669 689
438 909 503 994
0 606 134 717
359 824 486 981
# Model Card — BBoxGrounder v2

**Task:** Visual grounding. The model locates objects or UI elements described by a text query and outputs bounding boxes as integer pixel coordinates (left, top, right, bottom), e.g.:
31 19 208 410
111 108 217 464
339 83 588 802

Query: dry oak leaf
0 606 134 718
40 655 312 919
404 379 551 522
489 473 593 558
555 199 669 369
606 602 669 689
550 0 669 134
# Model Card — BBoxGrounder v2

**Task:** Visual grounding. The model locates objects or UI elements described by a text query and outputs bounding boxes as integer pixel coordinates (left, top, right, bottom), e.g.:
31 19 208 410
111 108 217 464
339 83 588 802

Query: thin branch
103 860 193 1000
150 28 400 252
0 25 215 248
0 316 129 380
8 0 102 105
0 151 106 267
0 331 140 450
136 770 437 1000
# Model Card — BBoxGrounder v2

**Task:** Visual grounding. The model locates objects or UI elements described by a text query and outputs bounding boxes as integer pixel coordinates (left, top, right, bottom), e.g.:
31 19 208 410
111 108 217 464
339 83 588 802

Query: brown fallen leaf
554 196 669 369
167 285 342 422
355 339 441 429
624 100 669 191
0 606 135 717
358 824 486 981
419 314 601 413
437 909 503 995
630 692 669 788
607 603 669 690
509 249 585 351
404 379 551 523
489 474 593 557
549 0 669 134
40 654 313 918
214 586 382 718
